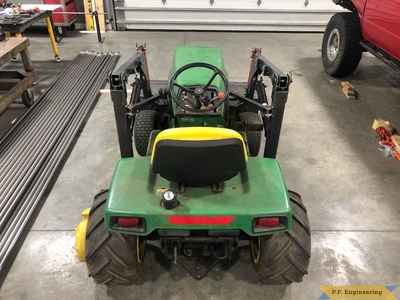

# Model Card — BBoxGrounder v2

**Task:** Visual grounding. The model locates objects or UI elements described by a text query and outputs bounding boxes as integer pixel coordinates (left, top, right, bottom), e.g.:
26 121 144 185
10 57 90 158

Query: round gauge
161 190 178 209
163 190 175 201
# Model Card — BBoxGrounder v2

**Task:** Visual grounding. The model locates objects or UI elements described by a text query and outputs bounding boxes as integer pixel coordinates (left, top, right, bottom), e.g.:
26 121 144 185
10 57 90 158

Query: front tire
250 191 311 284
133 110 160 156
239 112 262 157
85 190 145 285
322 12 363 77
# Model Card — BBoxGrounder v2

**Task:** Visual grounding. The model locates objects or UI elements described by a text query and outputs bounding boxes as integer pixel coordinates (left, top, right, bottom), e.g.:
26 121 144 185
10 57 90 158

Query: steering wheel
169 62 229 112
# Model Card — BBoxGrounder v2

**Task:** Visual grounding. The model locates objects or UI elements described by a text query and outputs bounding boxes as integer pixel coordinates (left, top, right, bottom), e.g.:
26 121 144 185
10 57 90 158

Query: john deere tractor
75 45 311 284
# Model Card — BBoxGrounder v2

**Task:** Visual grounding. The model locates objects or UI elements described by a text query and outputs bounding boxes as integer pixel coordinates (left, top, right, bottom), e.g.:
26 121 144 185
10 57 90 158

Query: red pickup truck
322 0 400 77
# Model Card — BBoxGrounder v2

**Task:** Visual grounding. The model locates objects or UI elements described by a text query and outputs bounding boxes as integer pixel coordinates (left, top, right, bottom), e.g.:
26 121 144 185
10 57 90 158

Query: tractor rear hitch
178 255 220 280
163 235 237 279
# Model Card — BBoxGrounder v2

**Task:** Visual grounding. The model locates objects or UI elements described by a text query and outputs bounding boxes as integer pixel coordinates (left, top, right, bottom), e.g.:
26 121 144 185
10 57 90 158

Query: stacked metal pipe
0 51 120 271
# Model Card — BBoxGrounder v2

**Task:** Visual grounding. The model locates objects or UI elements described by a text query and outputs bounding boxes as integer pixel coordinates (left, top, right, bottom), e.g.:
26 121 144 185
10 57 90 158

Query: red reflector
167 216 235 225
118 217 140 227
257 217 280 227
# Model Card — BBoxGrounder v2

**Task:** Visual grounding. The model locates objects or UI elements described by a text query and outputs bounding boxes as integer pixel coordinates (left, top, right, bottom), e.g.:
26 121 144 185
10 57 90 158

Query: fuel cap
161 190 179 210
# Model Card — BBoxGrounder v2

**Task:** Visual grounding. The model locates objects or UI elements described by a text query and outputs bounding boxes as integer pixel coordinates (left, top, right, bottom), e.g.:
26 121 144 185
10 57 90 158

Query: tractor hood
168 45 228 91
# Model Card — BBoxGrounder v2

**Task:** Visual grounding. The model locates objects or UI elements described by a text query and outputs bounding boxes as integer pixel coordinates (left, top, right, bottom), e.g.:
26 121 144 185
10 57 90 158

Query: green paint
104 46 291 240
105 157 291 237
169 46 229 127
169 46 228 91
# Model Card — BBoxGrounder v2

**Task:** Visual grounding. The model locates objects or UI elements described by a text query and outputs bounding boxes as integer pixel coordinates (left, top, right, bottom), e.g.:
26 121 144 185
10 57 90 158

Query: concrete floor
0 30 399 299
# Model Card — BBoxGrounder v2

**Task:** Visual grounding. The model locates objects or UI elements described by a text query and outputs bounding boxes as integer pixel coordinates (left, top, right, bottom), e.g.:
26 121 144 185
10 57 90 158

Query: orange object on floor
376 126 395 148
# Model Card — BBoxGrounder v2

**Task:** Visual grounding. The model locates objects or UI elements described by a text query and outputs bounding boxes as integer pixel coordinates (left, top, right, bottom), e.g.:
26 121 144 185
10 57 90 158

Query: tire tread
253 191 311 284
322 12 363 77
134 110 160 156
238 112 262 157
85 190 141 285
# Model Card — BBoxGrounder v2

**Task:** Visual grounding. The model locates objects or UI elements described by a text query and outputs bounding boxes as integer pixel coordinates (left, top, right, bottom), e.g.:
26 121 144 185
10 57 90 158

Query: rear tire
250 191 311 284
85 190 145 285
239 112 262 157
322 12 363 77
134 110 160 156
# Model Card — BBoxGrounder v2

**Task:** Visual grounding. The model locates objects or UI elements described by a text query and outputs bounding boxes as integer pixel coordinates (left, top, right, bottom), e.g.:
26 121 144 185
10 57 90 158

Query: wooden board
392 135 400 153
341 81 355 100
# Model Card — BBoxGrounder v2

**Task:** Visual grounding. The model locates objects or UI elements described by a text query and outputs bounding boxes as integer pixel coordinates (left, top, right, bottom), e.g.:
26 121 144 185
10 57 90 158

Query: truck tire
134 110 160 156
322 12 363 77
85 190 145 285
250 191 311 284
239 112 262 157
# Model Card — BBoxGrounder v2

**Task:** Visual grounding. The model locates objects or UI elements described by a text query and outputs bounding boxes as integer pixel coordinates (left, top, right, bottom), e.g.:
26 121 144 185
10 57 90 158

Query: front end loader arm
245 48 292 158
109 45 153 158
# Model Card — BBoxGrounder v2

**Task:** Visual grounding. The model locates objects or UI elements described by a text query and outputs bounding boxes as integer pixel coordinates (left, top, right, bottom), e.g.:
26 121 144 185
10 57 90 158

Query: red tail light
257 217 280 227
118 217 141 227
253 216 286 233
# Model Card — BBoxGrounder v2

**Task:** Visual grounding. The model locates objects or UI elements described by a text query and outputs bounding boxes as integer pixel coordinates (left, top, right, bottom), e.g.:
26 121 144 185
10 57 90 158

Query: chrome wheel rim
327 29 340 61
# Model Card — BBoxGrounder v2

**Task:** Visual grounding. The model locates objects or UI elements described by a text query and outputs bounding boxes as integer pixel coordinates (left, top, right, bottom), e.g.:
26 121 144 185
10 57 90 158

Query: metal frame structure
110 45 291 159
243 47 292 158
110 45 164 158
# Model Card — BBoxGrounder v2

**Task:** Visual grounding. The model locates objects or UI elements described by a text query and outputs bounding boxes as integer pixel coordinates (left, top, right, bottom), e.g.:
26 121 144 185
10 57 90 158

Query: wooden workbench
0 37 39 114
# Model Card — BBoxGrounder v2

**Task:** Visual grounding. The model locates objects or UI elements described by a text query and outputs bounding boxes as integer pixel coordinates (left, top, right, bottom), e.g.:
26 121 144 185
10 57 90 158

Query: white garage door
114 0 344 31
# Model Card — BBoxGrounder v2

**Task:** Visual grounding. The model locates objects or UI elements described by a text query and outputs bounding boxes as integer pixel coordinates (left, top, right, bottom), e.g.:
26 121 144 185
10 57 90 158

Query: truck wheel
322 12 363 77
239 112 262 157
85 190 146 285
250 191 311 284
134 110 160 156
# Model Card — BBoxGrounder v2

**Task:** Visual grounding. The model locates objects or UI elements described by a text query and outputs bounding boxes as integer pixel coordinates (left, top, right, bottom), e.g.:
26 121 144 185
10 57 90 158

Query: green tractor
75 45 311 284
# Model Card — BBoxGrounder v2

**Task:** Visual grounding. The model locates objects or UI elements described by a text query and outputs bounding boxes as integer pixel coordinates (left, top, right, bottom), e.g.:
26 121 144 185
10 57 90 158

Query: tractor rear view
76 45 311 284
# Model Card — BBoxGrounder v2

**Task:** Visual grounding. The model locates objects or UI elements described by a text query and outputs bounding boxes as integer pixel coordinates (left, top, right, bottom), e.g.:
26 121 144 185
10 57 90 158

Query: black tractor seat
151 127 248 186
